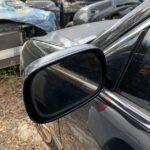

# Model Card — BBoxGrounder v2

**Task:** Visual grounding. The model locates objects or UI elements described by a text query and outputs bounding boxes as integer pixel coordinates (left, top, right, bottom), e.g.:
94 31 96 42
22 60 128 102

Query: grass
0 65 20 80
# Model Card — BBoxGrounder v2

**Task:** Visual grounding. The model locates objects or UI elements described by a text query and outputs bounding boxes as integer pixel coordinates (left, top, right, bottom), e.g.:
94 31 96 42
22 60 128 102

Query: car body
26 0 101 27
0 0 55 69
20 19 117 72
73 0 141 25
26 0 60 26
25 0 141 27
21 1 150 150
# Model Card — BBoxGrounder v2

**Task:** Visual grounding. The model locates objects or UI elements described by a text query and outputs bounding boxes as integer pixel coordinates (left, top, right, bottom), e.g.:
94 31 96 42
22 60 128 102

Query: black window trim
114 27 149 90
107 28 150 130
103 18 150 91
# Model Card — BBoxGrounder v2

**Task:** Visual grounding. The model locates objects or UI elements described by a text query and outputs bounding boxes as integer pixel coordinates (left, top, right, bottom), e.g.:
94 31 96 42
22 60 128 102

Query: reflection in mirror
30 51 103 117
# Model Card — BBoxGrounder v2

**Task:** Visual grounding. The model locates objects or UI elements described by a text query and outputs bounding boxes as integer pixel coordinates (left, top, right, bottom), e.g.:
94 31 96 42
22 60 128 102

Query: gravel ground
0 78 50 150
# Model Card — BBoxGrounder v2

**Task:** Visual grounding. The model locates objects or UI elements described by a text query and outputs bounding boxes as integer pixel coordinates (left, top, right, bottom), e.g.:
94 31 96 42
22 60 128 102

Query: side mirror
22 44 106 123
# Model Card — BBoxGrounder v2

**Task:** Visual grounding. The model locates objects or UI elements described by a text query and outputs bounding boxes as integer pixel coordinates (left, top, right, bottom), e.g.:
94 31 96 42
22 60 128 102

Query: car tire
35 123 63 150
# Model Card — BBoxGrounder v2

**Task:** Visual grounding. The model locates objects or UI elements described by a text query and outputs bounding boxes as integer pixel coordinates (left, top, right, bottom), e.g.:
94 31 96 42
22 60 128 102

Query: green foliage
0 65 19 80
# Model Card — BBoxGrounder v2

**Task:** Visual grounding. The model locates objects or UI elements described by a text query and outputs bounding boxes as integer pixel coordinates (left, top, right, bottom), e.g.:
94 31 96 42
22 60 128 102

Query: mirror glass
30 51 103 117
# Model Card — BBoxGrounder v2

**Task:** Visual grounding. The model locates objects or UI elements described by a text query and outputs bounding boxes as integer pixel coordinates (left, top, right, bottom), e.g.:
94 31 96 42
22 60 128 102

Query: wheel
36 123 63 150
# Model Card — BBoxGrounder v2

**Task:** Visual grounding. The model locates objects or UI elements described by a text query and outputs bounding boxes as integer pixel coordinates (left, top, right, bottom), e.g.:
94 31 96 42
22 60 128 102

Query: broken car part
73 0 141 25
0 0 56 69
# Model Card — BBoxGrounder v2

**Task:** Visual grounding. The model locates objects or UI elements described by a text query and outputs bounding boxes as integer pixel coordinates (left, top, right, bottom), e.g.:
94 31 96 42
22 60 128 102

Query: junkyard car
0 0 55 69
26 0 59 11
73 0 141 25
26 0 60 26
26 0 142 27
21 1 150 150
26 0 101 27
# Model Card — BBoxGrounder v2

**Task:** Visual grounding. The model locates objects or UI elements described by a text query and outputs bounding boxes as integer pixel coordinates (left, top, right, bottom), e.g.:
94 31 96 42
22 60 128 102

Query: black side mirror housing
22 44 106 123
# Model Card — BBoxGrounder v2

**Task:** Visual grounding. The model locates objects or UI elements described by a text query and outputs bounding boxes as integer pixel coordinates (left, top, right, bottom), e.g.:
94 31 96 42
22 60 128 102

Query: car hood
20 19 118 71
33 19 119 48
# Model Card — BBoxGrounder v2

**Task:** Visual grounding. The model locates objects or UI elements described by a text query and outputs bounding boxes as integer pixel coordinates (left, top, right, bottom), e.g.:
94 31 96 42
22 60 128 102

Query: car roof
93 0 150 49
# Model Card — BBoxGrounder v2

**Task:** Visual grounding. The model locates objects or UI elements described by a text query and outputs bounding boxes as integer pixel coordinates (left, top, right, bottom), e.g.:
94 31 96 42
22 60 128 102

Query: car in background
26 0 101 27
26 0 60 26
26 0 141 27
73 0 141 26
0 0 55 69
21 1 150 150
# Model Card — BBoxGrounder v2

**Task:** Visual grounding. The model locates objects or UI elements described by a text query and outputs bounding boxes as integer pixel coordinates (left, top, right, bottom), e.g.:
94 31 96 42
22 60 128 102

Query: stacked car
0 0 55 69
26 0 141 27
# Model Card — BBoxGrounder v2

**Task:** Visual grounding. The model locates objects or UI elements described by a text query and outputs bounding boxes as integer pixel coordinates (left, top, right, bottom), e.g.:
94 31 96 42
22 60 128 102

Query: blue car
0 0 55 69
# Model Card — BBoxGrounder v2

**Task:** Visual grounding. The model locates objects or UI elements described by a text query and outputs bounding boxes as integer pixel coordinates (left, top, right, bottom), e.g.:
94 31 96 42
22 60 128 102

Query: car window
104 33 140 89
119 30 150 111
101 19 150 90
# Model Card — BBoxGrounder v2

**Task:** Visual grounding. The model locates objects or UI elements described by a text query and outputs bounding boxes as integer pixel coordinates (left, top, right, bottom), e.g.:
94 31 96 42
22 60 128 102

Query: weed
0 65 20 80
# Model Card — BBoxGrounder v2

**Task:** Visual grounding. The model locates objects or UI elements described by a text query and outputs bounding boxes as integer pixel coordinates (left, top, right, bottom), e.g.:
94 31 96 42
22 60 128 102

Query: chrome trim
100 89 150 131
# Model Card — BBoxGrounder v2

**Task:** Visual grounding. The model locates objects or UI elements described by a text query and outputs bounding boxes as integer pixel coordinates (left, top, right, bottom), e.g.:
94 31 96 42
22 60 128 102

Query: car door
116 28 150 129
58 33 138 149
58 19 150 150
88 28 150 150
101 28 150 132
118 30 150 110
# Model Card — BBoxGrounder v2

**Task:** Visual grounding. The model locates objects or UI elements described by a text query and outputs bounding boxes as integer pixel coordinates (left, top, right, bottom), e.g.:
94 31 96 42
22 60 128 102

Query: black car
21 1 150 150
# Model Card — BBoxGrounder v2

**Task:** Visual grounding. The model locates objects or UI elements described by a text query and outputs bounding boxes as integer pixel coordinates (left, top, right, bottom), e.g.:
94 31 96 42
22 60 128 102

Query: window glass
104 33 140 89
119 30 150 110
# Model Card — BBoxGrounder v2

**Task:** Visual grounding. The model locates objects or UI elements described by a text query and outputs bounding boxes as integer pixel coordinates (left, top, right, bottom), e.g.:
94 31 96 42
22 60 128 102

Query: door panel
59 102 101 150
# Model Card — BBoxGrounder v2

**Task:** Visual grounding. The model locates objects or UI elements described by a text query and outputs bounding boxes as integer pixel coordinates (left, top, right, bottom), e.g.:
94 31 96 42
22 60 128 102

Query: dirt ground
0 78 50 150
